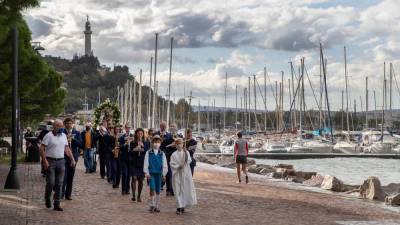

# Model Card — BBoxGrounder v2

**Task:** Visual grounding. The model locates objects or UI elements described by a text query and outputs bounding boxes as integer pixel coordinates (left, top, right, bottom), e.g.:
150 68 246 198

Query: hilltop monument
84 15 93 56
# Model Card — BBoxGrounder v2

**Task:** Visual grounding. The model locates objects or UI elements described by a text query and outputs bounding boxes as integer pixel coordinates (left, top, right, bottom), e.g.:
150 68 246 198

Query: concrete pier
197 152 400 159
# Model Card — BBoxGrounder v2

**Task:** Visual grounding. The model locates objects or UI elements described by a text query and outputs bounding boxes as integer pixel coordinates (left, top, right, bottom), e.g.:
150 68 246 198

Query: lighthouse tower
84 15 92 56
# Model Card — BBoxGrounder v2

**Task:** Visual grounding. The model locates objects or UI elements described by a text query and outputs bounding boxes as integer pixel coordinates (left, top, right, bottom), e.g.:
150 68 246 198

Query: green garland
93 98 121 128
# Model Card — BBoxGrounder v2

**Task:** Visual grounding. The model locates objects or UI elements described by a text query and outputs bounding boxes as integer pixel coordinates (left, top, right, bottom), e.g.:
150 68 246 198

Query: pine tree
0 0 66 131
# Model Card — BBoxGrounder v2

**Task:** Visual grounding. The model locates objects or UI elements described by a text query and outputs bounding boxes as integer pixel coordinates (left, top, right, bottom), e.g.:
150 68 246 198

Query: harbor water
255 158 400 185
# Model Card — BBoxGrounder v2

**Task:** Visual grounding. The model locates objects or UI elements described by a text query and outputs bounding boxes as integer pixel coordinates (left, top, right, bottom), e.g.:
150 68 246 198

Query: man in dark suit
96 120 111 179
62 118 82 200
119 123 133 194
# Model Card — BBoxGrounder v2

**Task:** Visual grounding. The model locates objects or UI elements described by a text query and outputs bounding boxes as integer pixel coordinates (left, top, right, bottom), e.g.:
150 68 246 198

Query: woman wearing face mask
143 135 168 213
170 138 197 215
129 128 150 202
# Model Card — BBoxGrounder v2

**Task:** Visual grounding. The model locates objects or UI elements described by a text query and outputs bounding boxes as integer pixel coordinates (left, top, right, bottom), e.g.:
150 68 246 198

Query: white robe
170 150 197 208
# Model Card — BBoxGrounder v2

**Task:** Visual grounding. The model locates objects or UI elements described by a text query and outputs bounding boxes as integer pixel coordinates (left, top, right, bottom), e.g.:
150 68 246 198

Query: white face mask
177 144 184 150
153 143 161 149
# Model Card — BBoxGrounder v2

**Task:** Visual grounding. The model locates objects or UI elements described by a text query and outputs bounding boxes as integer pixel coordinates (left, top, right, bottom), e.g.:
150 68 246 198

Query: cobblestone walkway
1 160 400 225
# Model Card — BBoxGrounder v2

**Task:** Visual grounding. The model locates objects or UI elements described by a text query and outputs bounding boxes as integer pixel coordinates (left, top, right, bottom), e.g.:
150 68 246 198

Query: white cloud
23 0 400 110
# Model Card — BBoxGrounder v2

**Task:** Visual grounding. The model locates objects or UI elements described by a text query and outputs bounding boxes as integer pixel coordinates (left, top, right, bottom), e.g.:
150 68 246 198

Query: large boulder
382 183 400 194
321 175 344 192
220 162 236 169
285 176 305 183
196 155 216 165
248 164 275 175
247 159 256 166
248 164 262 174
295 171 317 180
275 167 296 177
271 171 284 179
275 164 294 170
303 174 325 187
359 176 387 201
385 193 400 206
259 166 275 175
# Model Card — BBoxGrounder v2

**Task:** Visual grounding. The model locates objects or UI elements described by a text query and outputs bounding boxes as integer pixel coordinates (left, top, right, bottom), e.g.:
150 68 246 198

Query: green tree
0 0 66 131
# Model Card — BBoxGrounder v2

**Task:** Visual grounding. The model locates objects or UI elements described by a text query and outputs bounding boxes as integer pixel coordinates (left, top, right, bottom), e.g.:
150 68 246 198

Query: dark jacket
81 129 97 149
129 140 150 169
63 128 82 161
185 138 197 166
103 133 115 156
119 133 133 161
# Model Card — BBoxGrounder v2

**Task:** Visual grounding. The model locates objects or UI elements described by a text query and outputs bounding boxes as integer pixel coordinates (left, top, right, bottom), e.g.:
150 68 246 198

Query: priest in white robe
170 138 197 215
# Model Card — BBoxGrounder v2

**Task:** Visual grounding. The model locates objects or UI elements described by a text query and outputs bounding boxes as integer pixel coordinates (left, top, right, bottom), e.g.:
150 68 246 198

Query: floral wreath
93 98 121 128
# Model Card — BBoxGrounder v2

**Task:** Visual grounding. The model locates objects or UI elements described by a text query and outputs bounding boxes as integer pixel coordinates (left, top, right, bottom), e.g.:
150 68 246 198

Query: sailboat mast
289 78 292 131
275 80 278 132
365 77 368 128
381 62 386 142
207 96 210 131
130 79 134 128
147 57 153 128
133 77 137 129
248 76 251 131
224 72 227 130
137 69 142 128
253 75 257 131
290 62 296 128
151 33 158 128
319 47 323 129
374 90 377 128
244 88 247 131
235 85 238 130
299 58 304 137
341 90 344 130
280 71 284 131
166 37 173 127
198 100 201 132
264 67 267 132
319 44 333 143
390 62 393 120
344 46 350 133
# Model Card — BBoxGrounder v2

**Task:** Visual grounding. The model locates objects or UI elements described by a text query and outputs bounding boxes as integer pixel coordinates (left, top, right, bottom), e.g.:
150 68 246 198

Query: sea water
255 158 400 185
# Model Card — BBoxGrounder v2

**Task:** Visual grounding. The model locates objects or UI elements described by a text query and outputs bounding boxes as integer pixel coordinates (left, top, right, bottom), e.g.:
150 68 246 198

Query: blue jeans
84 148 94 171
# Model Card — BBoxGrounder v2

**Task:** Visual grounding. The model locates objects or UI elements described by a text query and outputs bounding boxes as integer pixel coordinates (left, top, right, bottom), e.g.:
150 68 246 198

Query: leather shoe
45 199 51 208
53 207 63 211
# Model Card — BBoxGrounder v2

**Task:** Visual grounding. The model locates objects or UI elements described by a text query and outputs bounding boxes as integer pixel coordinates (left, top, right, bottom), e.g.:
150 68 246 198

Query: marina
197 152 400 159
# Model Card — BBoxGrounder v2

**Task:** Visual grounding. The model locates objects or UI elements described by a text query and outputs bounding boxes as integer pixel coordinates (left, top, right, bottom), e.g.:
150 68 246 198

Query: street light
31 41 45 52
4 27 20 190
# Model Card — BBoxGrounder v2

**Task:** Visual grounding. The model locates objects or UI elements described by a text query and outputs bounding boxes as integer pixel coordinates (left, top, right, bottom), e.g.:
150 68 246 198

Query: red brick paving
0 160 400 225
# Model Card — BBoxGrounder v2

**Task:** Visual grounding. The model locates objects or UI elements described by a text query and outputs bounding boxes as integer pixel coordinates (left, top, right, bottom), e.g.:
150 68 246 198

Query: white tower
84 15 92 56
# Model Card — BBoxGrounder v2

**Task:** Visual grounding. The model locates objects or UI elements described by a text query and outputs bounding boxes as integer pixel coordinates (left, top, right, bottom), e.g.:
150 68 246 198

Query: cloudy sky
24 0 400 112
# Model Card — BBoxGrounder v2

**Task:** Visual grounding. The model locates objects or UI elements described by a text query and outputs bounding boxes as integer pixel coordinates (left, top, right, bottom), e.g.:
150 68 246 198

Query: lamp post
31 41 45 52
4 27 20 189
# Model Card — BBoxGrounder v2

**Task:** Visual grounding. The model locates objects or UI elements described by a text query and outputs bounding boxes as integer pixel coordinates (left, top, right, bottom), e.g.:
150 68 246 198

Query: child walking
170 138 197 215
143 135 168 213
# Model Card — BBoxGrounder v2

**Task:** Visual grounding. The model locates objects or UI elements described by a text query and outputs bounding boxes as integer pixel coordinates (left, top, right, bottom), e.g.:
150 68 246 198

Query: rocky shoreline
196 155 400 207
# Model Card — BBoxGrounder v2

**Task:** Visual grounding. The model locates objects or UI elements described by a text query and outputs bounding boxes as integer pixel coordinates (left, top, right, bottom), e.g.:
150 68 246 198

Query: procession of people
37 117 204 214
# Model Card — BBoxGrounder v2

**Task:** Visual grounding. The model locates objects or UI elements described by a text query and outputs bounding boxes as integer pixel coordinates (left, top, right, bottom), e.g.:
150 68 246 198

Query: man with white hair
81 122 96 173
39 119 76 211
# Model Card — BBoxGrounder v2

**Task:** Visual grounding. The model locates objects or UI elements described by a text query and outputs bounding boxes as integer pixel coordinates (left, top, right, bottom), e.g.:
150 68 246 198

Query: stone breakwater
196 155 400 207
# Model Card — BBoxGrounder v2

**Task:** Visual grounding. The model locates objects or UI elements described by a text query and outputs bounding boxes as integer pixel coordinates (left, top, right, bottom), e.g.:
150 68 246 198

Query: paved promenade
0 160 400 225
